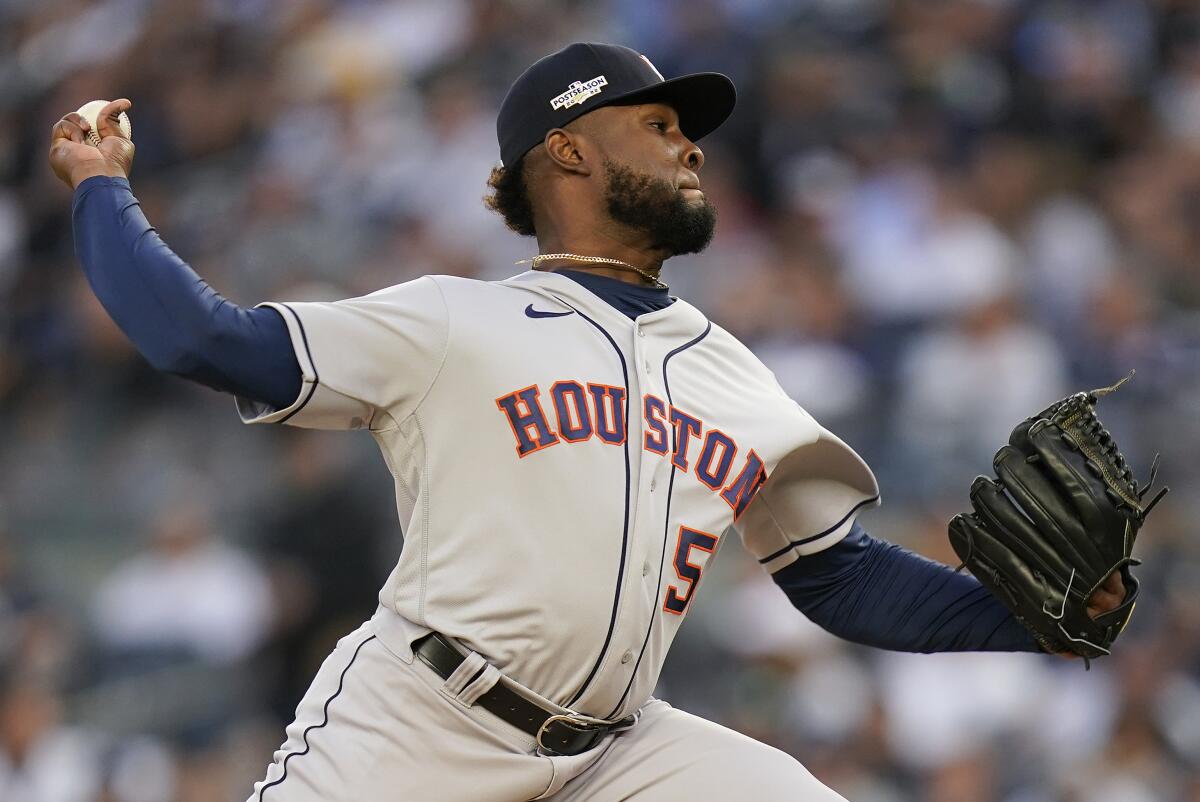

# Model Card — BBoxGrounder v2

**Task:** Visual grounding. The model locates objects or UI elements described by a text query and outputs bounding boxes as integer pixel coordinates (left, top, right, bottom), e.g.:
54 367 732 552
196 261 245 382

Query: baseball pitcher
49 43 1161 801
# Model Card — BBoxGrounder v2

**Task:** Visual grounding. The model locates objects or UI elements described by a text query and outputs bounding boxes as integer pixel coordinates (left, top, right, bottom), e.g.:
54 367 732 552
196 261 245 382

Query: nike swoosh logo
525 304 574 319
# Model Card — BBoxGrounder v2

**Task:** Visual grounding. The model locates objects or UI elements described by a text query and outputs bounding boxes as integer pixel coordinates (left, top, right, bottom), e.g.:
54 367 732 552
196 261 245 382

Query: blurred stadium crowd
3 0 1200 799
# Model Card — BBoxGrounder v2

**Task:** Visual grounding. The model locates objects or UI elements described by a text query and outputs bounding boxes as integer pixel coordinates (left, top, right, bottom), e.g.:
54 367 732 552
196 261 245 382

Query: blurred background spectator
4 0 1200 799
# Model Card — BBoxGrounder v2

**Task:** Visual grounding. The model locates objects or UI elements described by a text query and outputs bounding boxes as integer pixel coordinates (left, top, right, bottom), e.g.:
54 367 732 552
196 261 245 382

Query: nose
682 140 704 171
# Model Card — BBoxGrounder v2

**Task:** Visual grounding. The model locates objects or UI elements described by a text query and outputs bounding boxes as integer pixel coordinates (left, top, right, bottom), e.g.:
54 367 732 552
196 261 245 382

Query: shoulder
703 318 756 357
338 274 527 316
701 318 789 391
418 273 552 306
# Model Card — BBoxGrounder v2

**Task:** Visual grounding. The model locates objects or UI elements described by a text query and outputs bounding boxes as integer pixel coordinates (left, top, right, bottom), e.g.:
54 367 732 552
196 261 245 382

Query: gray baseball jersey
237 269 878 722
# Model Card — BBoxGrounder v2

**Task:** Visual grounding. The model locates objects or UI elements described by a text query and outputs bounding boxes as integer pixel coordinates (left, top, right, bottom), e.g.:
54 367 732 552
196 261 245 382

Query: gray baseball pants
247 613 847 801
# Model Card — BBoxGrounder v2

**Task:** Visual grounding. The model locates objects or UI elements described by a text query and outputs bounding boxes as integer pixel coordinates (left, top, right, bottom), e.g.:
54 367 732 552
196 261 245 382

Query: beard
602 158 717 257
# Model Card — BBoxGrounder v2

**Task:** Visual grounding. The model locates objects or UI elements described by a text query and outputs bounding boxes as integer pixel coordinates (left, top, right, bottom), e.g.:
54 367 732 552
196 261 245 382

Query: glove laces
1084 372 1169 518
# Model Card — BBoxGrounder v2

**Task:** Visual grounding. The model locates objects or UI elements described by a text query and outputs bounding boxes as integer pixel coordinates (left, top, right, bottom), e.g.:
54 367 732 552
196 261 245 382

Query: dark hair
484 158 536 237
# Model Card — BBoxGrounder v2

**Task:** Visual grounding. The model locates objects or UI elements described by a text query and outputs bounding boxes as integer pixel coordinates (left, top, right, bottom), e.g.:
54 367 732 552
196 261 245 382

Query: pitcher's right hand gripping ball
48 98 134 189
949 375 1168 660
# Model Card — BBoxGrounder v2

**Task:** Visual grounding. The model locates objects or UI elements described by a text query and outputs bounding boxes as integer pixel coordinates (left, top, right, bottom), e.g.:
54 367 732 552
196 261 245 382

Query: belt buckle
535 712 599 756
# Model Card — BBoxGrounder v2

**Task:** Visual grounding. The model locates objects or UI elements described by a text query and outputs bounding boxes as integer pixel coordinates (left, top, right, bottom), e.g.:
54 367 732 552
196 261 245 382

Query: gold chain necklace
519 253 667 289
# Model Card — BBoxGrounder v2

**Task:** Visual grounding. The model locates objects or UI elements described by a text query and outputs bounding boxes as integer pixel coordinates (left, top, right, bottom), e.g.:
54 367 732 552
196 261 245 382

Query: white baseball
74 100 132 148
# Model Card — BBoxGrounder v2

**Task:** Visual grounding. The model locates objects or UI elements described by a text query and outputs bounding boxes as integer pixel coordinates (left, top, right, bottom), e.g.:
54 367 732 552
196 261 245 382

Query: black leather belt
413 632 634 756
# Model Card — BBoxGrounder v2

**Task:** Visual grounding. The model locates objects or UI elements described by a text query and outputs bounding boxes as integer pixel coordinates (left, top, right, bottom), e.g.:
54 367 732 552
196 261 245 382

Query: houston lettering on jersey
495 383 767 518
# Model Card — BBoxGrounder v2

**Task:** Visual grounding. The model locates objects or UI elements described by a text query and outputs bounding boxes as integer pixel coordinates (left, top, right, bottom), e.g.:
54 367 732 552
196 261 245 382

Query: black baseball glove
949 375 1167 662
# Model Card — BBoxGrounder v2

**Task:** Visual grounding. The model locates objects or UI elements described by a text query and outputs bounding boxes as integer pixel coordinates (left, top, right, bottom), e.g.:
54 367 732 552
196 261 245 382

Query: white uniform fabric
247 610 848 802
238 269 878 722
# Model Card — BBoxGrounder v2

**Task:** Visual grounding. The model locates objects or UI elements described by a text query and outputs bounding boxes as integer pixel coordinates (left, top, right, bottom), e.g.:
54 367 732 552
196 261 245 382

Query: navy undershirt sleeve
774 523 1041 653
72 176 301 409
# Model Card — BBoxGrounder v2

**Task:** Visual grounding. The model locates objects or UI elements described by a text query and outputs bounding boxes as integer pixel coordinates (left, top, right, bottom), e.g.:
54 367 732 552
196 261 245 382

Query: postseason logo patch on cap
550 75 608 110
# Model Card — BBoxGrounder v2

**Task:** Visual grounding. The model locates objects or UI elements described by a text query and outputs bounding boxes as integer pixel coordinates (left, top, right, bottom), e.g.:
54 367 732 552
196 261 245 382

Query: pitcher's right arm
51 100 304 410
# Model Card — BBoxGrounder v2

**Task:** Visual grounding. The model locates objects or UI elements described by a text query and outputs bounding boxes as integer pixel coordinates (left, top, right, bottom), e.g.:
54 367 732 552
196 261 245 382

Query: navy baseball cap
497 43 736 167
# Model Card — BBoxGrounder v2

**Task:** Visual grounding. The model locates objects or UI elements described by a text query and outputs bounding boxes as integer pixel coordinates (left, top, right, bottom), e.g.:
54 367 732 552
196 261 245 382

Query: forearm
774 524 1040 653
72 176 301 408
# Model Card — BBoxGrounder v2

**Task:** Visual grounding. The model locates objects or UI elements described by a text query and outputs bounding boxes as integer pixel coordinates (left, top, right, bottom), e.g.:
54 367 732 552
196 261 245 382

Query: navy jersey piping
757 495 881 565
604 320 711 719
258 634 376 799
275 303 319 424
551 296 634 710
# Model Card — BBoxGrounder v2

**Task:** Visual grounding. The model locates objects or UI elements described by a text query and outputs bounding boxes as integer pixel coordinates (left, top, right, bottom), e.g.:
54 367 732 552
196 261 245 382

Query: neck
531 254 665 288
533 236 666 287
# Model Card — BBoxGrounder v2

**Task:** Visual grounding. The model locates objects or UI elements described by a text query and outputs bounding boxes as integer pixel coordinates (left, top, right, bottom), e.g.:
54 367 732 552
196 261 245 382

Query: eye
649 120 667 132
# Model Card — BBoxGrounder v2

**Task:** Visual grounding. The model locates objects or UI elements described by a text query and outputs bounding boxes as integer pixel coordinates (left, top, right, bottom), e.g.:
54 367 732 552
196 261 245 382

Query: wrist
71 164 126 189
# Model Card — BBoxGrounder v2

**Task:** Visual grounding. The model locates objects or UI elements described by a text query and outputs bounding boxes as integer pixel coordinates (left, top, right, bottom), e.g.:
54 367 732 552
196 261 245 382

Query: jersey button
649 477 657 492
637 328 646 338
621 650 633 664
642 562 650 577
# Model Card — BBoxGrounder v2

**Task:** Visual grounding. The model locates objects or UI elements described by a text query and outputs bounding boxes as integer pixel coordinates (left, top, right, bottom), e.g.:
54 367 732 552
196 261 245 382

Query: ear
542 128 592 176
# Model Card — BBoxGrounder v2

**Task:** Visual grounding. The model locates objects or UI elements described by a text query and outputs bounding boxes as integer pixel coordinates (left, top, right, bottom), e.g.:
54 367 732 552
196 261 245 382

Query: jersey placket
562 316 651 715
585 316 661 716
632 317 672 609
623 317 681 716
583 316 680 719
